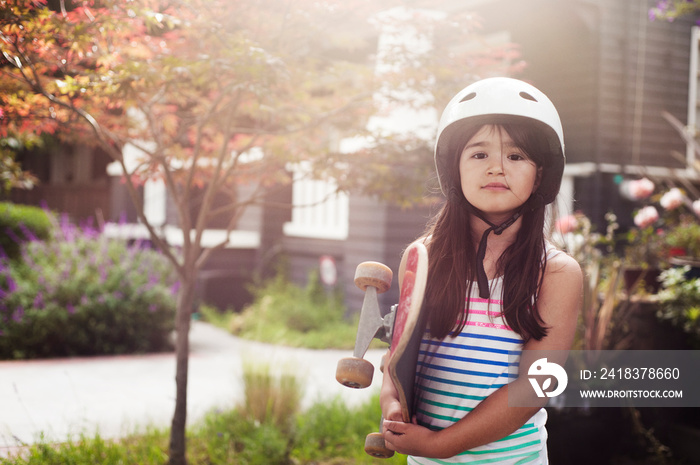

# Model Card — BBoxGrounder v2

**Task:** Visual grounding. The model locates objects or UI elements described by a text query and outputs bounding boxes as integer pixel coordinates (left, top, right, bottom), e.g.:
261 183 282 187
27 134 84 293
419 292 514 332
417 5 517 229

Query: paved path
0 321 385 456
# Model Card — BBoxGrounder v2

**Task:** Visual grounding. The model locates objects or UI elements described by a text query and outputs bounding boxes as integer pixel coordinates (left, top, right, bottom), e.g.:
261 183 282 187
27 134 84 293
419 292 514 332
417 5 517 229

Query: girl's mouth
483 183 509 190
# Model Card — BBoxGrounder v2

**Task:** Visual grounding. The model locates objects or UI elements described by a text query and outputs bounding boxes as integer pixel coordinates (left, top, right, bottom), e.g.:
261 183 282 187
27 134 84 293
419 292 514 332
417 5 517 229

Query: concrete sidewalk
0 321 385 456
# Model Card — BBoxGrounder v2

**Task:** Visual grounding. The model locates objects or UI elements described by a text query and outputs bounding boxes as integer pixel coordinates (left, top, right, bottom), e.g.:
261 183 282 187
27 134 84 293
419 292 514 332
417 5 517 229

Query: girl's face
459 125 541 223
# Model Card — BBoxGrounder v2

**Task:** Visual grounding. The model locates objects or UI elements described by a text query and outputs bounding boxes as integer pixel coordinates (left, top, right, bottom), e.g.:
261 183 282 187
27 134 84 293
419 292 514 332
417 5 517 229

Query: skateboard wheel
365 432 394 458
354 262 393 294
335 357 374 389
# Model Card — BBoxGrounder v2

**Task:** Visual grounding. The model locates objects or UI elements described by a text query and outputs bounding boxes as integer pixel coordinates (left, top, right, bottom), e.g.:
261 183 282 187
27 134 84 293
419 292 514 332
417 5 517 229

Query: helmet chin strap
450 188 533 299
472 209 522 299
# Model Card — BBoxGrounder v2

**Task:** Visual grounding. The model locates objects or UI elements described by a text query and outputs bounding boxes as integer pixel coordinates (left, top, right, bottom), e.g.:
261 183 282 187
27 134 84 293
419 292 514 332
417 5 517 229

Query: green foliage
0 392 400 464
228 269 363 350
665 222 700 258
293 395 406 464
0 147 37 193
0 216 177 359
657 266 700 347
190 409 290 465
0 202 52 260
0 341 394 463
241 362 303 434
649 0 700 21
13 432 166 464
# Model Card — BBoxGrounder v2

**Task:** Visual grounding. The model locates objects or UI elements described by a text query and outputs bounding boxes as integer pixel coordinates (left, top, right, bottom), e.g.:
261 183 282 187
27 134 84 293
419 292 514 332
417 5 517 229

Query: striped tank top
409 275 548 465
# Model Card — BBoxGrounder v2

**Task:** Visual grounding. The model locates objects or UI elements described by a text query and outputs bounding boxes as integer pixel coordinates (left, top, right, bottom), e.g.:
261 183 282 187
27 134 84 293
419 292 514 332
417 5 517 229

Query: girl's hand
381 394 403 422
381 418 444 458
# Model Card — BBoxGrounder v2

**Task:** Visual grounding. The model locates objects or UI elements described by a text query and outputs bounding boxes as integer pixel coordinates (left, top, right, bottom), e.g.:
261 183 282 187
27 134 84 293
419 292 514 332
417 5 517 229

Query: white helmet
434 77 565 205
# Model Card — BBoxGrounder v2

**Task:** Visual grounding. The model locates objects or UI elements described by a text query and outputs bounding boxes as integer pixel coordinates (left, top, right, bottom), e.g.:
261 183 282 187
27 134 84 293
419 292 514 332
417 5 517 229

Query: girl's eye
472 152 487 159
508 153 527 161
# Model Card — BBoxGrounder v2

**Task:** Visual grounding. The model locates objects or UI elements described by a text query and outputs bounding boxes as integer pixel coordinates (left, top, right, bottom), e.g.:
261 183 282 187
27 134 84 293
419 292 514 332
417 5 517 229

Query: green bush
657 266 700 348
292 395 405 464
0 216 177 359
0 393 404 465
241 362 303 434
665 222 700 258
190 408 290 465
0 202 52 260
228 269 361 349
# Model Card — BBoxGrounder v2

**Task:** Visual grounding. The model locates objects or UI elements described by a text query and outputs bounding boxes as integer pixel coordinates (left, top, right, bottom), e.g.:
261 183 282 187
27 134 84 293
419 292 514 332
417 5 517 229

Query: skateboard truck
335 261 394 389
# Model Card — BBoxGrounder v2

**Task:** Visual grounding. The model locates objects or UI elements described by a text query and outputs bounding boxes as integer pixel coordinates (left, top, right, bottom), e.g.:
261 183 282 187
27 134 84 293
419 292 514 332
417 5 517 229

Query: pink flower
620 178 655 200
660 188 684 211
555 215 578 234
634 206 659 228
693 199 700 218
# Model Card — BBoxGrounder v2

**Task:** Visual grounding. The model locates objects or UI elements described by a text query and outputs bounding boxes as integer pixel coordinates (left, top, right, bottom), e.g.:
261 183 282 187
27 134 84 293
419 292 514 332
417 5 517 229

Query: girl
380 77 583 463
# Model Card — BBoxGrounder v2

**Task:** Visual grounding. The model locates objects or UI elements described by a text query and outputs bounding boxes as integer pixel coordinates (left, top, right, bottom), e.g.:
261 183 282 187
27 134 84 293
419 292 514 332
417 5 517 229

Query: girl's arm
382 252 583 458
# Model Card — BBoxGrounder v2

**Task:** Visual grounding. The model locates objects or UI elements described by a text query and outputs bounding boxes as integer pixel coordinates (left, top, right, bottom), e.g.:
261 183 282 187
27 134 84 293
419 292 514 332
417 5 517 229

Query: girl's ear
532 166 543 194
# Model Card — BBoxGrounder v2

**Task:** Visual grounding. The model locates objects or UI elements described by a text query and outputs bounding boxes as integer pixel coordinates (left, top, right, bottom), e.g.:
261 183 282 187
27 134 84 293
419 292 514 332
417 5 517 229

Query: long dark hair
423 120 551 342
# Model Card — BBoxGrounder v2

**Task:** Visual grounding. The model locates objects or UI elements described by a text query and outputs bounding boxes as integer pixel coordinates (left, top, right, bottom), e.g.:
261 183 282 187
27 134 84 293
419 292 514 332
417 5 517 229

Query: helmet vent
519 91 538 102
460 92 477 103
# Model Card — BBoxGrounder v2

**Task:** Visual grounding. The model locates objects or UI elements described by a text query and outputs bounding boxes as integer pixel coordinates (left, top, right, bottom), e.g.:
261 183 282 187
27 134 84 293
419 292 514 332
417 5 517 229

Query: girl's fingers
382 419 408 435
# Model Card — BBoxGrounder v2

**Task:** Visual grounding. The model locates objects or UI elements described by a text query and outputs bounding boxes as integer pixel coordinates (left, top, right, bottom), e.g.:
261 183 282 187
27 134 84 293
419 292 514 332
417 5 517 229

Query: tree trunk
168 272 197 465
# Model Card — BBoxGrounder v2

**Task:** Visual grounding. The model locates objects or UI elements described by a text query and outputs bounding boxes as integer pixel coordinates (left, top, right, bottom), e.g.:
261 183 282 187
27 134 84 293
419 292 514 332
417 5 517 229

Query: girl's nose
487 154 505 175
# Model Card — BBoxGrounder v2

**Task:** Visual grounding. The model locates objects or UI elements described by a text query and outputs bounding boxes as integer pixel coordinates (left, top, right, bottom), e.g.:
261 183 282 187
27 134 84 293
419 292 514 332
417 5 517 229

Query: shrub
0 394 404 465
241 362 303 434
0 216 177 359
191 406 291 465
665 222 700 258
0 202 52 260
657 266 700 348
189 362 302 464
229 268 359 349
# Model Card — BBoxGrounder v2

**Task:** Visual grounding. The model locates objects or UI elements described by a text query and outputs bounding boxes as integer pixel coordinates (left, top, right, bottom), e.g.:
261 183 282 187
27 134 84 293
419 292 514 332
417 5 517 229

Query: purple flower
12 306 24 322
6 275 17 293
148 304 157 313
18 223 38 242
33 293 44 309
5 227 21 244
60 214 76 242
170 281 180 296
98 263 108 283
67 303 75 314
145 273 160 291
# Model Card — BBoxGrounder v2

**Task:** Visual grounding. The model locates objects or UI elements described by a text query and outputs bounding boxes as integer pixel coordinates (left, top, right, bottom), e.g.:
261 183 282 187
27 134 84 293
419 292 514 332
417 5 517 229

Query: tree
1 1 523 463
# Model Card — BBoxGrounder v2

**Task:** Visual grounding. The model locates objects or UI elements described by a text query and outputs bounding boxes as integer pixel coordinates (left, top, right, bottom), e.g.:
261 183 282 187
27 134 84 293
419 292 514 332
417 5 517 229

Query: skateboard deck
386 241 429 423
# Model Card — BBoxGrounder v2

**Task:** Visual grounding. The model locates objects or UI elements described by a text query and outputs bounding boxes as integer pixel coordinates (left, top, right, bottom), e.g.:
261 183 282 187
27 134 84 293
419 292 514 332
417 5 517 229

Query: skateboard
335 242 429 458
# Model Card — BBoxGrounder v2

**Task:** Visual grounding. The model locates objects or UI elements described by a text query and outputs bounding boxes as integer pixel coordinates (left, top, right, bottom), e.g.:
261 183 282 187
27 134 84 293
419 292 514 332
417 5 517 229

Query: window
283 162 349 240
